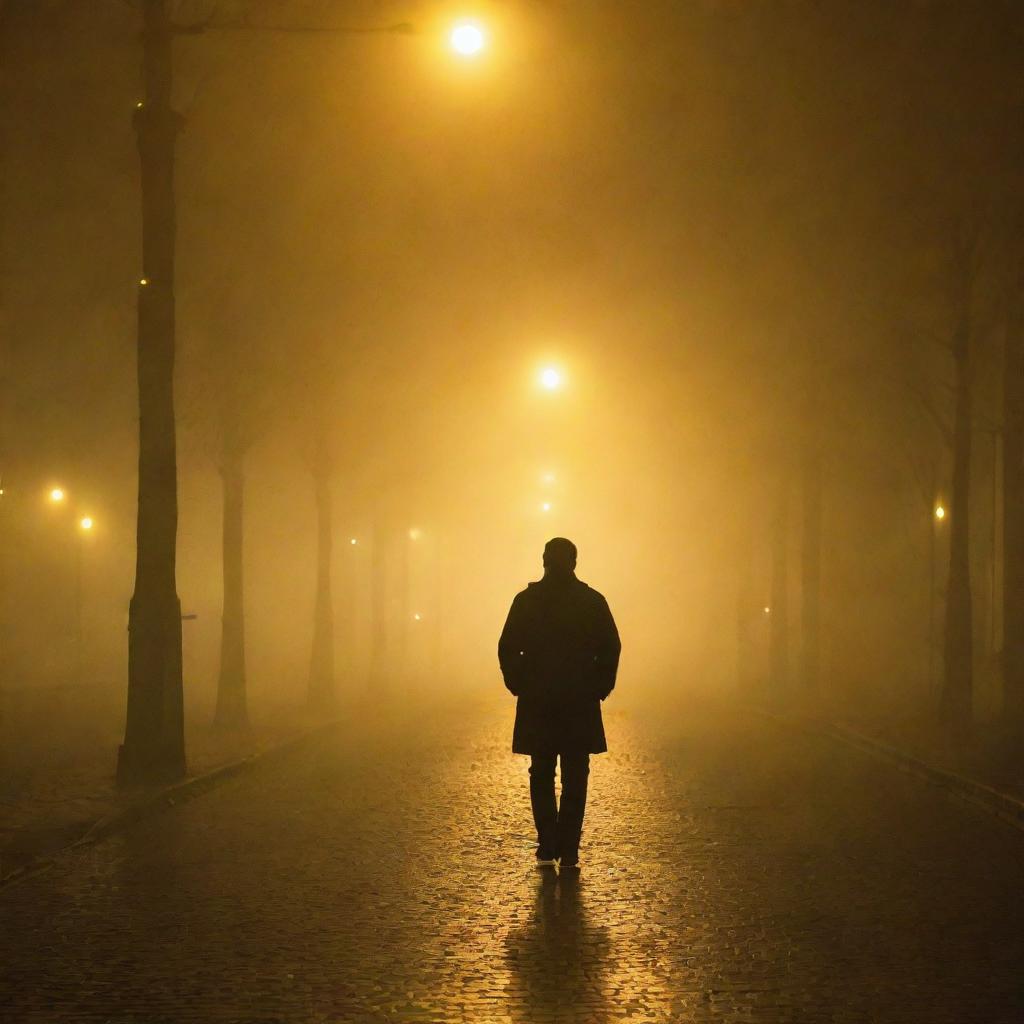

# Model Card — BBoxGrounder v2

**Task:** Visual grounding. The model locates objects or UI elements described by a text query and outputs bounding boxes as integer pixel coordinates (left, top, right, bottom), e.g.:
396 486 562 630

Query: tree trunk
769 466 790 707
395 529 410 682
735 500 756 693
800 438 822 696
215 448 248 728
941 313 974 728
308 467 335 710
1002 295 1024 727
118 0 185 786
369 512 388 691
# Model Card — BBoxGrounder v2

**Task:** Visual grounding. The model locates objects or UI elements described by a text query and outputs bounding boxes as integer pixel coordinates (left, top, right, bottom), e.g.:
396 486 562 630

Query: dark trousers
529 753 590 859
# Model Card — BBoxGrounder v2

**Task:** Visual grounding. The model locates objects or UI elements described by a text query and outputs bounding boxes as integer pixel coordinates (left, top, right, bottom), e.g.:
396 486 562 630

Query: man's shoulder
575 579 607 604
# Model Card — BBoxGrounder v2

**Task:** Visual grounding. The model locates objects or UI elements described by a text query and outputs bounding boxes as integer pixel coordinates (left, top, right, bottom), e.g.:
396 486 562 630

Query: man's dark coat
498 573 621 755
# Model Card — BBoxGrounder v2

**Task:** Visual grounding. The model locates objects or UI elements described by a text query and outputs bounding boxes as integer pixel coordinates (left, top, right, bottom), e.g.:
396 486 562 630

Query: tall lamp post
116 3 487 784
75 515 95 686
929 501 946 695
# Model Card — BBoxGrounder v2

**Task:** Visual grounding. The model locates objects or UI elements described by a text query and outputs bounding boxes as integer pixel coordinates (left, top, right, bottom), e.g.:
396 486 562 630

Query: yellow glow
49 487 66 503
79 516 93 531
541 470 556 484
541 501 552 513
540 367 562 390
139 277 149 286
413 612 423 622
136 101 143 109
350 537 358 545
763 606 771 615
934 504 946 521
409 527 422 541
450 21 486 57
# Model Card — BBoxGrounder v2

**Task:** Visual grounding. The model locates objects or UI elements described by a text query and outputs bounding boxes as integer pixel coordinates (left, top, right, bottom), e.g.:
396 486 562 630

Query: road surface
1 697 1022 1022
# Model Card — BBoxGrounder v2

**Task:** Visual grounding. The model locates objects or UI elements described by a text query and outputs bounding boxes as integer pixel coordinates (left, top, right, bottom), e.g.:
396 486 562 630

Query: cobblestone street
1 697 1022 1023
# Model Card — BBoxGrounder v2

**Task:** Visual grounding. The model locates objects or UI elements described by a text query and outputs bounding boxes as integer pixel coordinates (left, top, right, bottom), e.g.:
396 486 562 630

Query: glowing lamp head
49 487 66 503
450 21 486 57
934 504 946 521
79 516 93 531
540 367 562 391
541 501 552 513
350 538 358 545
409 527 422 541
763 606 771 616
413 612 423 622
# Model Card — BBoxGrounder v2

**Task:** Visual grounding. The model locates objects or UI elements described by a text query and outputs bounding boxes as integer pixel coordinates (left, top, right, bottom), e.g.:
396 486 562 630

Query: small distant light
80 516 94 531
350 537 358 545
413 612 422 622
409 527 422 541
541 502 552 513
136 101 144 109
541 471 556 485
49 487 66 503
763 606 771 615
934 505 946 521
540 367 562 390
139 277 149 286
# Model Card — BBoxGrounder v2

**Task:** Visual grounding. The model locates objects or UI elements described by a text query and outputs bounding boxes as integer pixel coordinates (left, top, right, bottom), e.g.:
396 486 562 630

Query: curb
0 719 340 892
819 720 1024 833
753 707 1024 834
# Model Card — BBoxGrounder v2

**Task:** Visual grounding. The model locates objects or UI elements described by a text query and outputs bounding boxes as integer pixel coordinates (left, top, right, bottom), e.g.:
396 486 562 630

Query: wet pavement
1 696 1022 1023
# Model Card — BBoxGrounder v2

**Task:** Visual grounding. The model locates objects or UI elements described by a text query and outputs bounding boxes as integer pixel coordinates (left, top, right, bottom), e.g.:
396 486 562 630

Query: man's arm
592 594 621 700
498 593 528 696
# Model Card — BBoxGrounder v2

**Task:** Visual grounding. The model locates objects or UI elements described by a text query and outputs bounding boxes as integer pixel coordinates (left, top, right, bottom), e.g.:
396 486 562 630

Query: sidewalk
825 704 1024 803
0 683 316 879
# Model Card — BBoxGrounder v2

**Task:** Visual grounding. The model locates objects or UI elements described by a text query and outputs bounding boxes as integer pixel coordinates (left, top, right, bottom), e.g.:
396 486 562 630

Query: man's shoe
535 847 558 867
558 854 580 869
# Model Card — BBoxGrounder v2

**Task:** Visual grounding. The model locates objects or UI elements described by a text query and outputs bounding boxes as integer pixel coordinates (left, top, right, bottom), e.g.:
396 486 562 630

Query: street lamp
539 367 562 391
450 20 487 57
929 499 947 693
49 487 66 504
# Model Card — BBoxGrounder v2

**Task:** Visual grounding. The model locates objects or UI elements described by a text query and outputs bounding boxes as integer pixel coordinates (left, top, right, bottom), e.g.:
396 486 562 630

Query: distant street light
75 514 95 685
540 367 562 391
450 21 486 57
49 487 66 504
409 527 422 541
350 537 358 546
929 498 947 692
541 502 552 513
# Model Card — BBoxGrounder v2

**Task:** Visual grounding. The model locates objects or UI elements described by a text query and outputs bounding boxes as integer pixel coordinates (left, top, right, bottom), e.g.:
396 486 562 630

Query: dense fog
2 0 1022 742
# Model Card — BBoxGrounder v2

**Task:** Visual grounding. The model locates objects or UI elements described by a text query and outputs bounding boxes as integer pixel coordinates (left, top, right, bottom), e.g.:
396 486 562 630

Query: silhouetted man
498 537 621 868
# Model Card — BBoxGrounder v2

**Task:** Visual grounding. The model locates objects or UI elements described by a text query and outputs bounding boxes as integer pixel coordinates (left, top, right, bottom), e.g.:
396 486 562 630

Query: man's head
543 537 578 576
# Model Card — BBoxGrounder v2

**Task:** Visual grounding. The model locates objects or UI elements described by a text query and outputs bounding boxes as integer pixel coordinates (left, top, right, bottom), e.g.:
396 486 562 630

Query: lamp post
117 4 487 782
76 516 94 686
930 501 946 695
